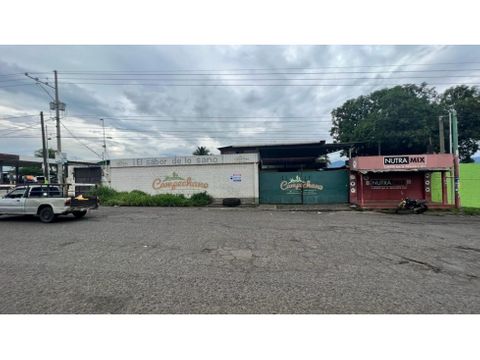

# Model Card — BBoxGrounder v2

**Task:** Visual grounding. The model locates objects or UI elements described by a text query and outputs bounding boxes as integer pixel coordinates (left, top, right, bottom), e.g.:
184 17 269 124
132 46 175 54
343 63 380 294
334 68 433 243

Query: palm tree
193 146 211 156
34 148 56 159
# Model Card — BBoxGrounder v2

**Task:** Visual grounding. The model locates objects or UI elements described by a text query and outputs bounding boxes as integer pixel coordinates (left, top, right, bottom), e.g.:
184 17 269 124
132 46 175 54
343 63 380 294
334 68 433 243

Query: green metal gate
259 170 349 204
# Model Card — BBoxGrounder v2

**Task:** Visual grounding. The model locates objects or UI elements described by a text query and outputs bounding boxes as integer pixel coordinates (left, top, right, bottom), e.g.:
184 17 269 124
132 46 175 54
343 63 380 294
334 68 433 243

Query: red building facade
349 154 454 209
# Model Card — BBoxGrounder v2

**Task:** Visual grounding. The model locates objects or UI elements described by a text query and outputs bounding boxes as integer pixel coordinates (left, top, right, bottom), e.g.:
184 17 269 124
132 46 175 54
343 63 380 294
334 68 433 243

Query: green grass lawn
431 163 480 208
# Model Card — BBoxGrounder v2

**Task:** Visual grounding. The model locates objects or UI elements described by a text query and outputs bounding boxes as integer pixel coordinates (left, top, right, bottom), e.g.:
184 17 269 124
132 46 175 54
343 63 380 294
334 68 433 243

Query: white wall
110 163 259 203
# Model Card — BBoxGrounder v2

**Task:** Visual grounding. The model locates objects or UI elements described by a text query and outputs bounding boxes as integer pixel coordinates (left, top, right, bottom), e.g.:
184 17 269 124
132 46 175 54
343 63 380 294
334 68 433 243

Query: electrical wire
58 81 480 87
55 61 480 73
0 83 34 89
69 114 333 118
0 114 38 119
59 120 102 158
0 120 46 136
55 68 480 76
51 75 480 82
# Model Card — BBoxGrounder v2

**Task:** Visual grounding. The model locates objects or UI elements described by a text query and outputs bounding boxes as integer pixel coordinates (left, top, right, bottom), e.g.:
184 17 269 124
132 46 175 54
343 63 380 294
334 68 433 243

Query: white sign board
110 153 259 168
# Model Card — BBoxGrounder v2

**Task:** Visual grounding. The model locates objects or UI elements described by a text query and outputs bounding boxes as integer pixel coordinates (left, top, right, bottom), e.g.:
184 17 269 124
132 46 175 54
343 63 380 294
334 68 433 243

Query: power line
0 120 49 136
0 131 333 138
0 79 34 83
58 81 480 87
57 130 334 135
0 114 38 119
55 61 480 73
51 75 480 82
0 125 332 138
69 114 333 118
68 119 334 123
59 121 102 158
55 68 480 76
0 72 50 77
0 83 34 89
0 72 28 77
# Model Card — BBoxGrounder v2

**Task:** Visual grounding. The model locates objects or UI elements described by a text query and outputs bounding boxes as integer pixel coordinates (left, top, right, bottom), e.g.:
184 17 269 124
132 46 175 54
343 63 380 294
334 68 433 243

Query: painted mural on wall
279 175 324 195
152 172 209 191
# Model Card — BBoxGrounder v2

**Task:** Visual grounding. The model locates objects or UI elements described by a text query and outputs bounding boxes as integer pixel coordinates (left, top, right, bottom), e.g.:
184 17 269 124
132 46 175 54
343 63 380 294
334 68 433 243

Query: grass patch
452 207 480 216
427 207 480 216
431 164 480 208
89 186 213 207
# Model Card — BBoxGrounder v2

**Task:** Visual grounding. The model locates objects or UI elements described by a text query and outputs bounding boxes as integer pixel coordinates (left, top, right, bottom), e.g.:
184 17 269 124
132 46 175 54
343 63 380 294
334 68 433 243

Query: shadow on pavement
0 214 83 223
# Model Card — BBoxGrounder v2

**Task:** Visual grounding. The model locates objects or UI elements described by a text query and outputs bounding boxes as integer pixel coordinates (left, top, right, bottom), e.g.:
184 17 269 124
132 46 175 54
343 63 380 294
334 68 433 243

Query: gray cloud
1 45 480 161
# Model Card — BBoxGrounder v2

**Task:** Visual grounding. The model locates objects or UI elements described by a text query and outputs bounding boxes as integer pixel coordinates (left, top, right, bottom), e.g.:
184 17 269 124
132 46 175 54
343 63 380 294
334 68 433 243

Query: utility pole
45 124 51 183
450 109 461 209
24 71 65 184
53 70 63 184
40 112 49 181
100 118 109 184
448 112 453 154
100 118 107 163
438 116 445 153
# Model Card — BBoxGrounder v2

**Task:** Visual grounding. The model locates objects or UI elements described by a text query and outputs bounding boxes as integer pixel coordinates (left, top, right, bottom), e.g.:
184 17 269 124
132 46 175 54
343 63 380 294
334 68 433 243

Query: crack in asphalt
398 256 442 273
455 246 480 253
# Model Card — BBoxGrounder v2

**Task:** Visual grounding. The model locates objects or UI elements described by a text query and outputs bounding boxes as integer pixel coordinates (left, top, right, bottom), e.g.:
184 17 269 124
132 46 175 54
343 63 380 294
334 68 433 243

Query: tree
316 155 331 167
439 85 480 162
34 148 56 159
193 146 211 156
331 84 441 156
32 147 57 177
18 166 43 176
331 84 480 162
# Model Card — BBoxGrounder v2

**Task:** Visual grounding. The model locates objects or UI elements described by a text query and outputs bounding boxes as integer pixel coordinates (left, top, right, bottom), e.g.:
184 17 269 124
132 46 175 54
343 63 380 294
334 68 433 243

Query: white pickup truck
0 184 99 223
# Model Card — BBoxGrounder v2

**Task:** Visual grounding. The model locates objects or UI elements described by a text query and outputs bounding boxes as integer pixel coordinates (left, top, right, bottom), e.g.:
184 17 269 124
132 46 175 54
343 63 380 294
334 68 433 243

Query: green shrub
88 186 118 201
189 191 214 206
129 190 149 197
151 193 189 207
93 186 214 207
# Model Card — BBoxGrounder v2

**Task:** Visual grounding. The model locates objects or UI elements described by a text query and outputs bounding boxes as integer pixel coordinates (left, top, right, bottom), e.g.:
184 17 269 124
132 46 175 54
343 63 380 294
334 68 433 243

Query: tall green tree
330 84 441 156
193 146 211 156
18 166 43 176
440 85 480 162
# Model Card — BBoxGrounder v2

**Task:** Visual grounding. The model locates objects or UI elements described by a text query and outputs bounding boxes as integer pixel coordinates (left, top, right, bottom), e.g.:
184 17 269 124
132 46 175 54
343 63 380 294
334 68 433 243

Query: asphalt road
1 207 479 313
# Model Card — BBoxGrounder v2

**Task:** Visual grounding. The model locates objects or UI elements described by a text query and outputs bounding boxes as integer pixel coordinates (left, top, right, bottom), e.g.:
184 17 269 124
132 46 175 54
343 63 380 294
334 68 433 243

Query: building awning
0 153 43 167
219 141 360 168
219 141 359 158
356 167 452 174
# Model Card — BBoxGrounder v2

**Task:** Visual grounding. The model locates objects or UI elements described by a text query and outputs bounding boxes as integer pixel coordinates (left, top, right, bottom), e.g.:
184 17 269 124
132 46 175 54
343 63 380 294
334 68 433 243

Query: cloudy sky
1 45 480 161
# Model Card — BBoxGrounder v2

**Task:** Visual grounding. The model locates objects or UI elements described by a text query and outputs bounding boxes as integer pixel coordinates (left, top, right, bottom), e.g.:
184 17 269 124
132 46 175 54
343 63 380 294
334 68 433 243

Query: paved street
1 207 479 313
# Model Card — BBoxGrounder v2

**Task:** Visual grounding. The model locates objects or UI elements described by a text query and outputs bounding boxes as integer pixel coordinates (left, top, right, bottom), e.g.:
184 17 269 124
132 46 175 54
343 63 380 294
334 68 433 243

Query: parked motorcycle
396 198 428 214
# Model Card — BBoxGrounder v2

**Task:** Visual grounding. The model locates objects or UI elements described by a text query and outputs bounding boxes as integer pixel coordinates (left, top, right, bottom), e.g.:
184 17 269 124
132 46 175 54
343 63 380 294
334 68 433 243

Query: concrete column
441 171 448 205
15 164 19 185
359 173 364 207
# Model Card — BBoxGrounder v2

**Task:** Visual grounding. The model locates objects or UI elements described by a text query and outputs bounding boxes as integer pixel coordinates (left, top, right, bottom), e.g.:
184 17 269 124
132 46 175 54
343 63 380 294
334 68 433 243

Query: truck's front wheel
39 206 56 223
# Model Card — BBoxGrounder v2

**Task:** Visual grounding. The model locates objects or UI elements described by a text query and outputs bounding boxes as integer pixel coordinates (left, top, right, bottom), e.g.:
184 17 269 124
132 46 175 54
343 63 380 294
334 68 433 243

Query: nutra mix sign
383 155 427 168
351 154 453 172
